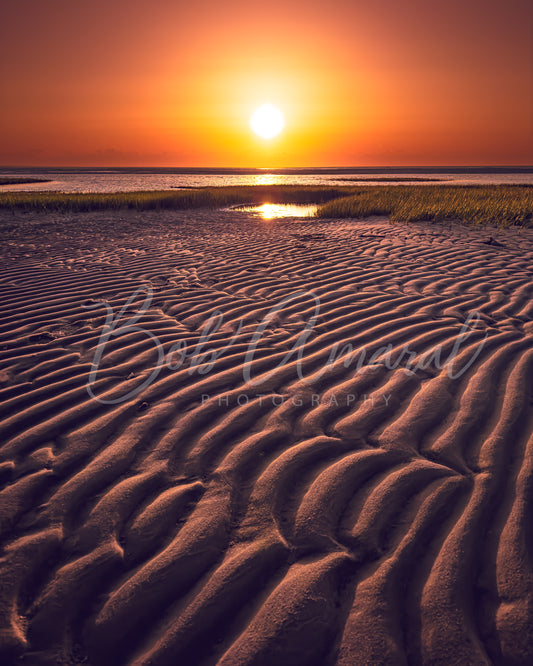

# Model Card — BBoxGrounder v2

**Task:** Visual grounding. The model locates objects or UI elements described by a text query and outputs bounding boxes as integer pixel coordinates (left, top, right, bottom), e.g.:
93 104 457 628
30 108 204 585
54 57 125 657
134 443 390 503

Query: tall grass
0 186 353 213
1 184 532 227
317 185 533 227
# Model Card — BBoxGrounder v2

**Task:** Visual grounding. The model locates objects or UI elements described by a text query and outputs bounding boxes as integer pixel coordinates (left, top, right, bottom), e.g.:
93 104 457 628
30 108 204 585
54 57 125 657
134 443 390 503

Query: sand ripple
1 209 533 664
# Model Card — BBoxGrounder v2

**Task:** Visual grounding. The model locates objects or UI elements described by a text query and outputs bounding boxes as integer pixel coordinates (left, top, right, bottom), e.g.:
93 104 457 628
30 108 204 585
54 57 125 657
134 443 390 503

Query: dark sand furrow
0 271 143 303
417 347 533 664
235 435 357 545
8 353 82 385
39 400 180 530
130 536 289 666
492 429 533 664
474 353 533 663
0 378 119 456
291 449 406 554
377 331 524 457
85 484 234 664
294 363 389 438
340 461 458 555
0 527 63 661
0 346 74 372
0 293 133 333
216 553 354 666
181 397 275 478
423 337 533 471
336 476 468 665
123 481 205 566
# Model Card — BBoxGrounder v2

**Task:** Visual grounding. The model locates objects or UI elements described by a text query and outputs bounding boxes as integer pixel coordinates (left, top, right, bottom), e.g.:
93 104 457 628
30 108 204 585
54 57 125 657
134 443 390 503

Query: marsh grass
0 186 352 213
317 185 533 227
0 184 532 227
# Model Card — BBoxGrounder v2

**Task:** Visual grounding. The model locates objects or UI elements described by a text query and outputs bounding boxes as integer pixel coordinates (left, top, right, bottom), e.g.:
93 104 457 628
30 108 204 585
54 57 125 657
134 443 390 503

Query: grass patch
317 185 533 227
0 185 353 213
0 184 531 227
0 177 52 185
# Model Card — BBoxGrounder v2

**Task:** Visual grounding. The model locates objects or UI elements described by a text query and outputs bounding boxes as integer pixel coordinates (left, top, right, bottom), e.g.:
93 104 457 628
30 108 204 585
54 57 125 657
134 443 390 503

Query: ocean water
1 167 532 193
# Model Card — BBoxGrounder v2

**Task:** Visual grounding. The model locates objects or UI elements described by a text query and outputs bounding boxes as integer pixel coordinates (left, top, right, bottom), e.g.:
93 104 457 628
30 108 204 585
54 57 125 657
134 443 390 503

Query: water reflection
249 174 284 186
233 203 318 219
0 169 531 193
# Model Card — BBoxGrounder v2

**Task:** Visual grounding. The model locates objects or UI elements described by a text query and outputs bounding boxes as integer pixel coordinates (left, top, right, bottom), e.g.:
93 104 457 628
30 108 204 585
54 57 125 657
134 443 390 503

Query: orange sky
1 0 532 167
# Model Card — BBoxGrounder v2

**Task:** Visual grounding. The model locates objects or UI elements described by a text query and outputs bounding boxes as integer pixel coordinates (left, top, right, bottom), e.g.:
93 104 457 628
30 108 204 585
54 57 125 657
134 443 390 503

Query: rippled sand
1 208 533 665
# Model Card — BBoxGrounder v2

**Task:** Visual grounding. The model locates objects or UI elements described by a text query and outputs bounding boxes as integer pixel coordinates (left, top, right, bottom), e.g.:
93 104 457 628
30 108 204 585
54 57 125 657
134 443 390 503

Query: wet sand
1 208 533 665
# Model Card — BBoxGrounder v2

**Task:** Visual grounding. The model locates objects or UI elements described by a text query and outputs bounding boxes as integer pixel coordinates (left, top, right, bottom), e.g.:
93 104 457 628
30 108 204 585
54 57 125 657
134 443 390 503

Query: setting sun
250 104 285 140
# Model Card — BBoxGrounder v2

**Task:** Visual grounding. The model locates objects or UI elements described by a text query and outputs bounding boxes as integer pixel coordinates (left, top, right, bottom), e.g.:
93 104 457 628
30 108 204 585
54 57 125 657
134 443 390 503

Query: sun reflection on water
249 174 285 186
233 203 318 219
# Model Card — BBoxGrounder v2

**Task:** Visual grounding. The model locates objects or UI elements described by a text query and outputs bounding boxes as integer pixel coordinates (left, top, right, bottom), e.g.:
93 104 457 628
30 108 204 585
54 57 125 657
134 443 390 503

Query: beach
1 207 533 665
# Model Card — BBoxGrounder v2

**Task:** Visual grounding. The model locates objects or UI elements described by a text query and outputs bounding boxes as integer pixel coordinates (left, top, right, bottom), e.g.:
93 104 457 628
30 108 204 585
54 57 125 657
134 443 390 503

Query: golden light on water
241 203 318 219
258 204 284 218
250 104 285 139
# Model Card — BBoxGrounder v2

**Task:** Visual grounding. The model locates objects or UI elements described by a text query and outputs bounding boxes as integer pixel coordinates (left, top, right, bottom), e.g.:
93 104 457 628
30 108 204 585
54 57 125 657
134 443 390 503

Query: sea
1 167 533 193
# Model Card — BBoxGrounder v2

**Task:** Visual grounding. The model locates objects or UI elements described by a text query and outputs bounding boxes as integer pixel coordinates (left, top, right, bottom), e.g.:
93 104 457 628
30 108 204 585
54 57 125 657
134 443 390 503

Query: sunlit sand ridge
1 208 533 664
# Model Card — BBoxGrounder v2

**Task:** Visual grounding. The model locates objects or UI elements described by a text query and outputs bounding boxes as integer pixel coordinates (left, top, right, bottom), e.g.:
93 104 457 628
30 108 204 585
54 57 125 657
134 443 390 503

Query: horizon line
1 165 533 172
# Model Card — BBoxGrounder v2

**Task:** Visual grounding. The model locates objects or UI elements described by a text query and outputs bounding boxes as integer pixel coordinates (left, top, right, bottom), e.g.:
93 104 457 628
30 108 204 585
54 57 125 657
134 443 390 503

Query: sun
250 104 285 139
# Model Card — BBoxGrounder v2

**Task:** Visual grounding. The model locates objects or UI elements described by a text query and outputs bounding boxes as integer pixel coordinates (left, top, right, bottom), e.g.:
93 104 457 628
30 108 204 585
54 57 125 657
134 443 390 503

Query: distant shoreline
1 166 533 175
0 176 52 185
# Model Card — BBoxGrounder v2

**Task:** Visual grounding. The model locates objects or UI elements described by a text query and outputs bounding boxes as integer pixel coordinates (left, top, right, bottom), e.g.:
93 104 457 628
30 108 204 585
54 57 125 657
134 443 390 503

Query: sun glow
250 104 285 139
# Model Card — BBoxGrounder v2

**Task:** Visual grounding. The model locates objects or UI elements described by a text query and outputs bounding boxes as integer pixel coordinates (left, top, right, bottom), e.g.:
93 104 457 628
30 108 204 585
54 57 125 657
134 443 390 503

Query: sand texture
1 209 533 665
